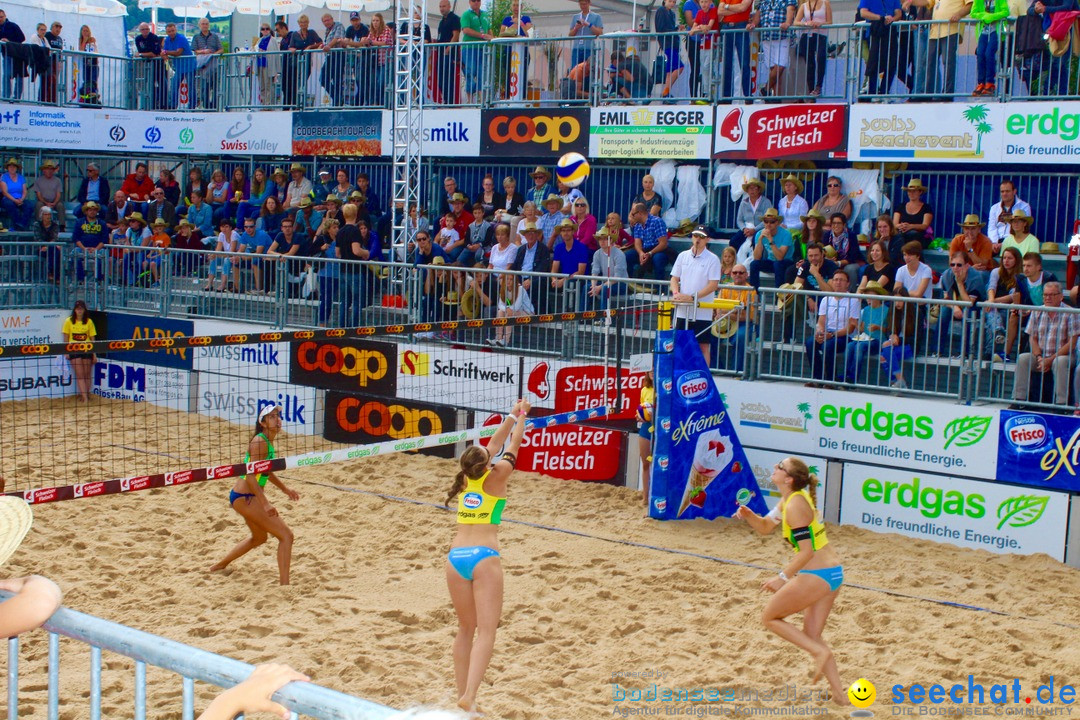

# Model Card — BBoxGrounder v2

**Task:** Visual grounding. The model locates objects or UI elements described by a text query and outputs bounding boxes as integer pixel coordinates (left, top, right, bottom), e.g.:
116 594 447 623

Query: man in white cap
669 226 722 362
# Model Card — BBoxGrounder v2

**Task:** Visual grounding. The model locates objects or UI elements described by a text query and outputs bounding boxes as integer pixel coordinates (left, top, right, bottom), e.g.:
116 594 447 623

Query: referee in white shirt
670 226 722 363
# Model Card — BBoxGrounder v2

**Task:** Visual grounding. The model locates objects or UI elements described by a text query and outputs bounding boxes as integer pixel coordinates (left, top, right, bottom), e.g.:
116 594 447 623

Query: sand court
0 401 1078 718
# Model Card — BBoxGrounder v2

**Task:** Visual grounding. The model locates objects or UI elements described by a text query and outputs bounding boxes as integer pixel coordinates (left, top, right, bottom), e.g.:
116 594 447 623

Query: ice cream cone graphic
678 430 735 516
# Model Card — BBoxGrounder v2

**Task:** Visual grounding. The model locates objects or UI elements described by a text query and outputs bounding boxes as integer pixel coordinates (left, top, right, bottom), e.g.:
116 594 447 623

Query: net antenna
391 0 424 302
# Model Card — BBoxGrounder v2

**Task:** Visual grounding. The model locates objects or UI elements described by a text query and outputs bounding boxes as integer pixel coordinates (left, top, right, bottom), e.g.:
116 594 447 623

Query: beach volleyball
556 152 590 188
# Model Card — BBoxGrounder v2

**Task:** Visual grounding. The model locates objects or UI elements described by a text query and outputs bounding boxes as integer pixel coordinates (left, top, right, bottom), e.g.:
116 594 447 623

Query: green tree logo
797 402 812 430
962 105 993 157
996 495 1048 529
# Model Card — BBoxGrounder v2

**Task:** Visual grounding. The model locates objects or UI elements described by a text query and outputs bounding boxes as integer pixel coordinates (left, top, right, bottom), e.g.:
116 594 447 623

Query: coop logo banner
293 110 382 156
848 103 1004 163
380 109 481 157
481 108 589 157
839 464 1069 560
997 410 1080 492
106 312 193 370
713 104 846 160
324 390 457 458
289 338 397 397
650 330 765 521
590 106 711 159
713 379 999 481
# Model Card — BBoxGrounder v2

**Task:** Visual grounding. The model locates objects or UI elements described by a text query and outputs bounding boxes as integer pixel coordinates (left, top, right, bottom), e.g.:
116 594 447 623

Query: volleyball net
0 308 642 499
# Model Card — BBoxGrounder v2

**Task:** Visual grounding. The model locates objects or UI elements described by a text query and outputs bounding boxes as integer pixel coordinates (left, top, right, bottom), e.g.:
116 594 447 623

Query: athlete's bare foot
457 696 482 716
810 646 832 685
209 561 227 572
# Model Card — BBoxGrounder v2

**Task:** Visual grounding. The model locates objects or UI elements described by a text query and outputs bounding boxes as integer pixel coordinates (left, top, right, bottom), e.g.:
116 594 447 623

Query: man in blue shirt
238 216 271 294
749 208 794 289
355 173 382 221
551 219 592 310
569 0 603 67
161 23 195 109
627 202 671 280
0 9 25 100
72 202 109 281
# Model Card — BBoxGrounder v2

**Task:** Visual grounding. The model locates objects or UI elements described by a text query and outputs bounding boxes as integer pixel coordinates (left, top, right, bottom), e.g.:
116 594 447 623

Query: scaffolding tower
391 0 424 294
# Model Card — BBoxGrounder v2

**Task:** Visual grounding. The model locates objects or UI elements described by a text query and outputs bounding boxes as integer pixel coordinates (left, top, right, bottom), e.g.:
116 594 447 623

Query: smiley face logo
848 678 876 709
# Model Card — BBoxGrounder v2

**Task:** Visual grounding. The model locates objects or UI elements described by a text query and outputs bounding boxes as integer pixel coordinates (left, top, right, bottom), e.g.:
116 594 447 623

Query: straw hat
461 288 480 319
271 167 286 178
5 157 20 169
761 208 781 221
775 283 798 314
779 174 803 193
289 163 306 173
862 281 889 296
349 190 364 200
326 194 341 204
451 192 466 204
177 219 194 229
711 314 739 339
594 226 610 239
823 245 838 259
432 256 446 265
82 201 100 212
40 159 59 169
557 218 576 230
0 497 32 568
958 214 985 228
520 221 542 235
1006 209 1033 227
543 193 563 208
800 208 827 223
1040 242 1061 255
152 218 168 227
904 178 928 192
127 212 146 226
531 166 551 179
298 197 312 208
670 218 696 237
741 178 766 192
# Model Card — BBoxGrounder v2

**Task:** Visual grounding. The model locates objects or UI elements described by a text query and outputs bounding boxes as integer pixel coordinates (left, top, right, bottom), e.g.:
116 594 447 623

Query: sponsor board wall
998 410 1080 493
323 390 458 458
480 412 624 481
91 359 191 411
840 464 1069 561
714 378 999 481
0 309 76 400
106 313 195 371
848 103 1004 163
480 108 589 158
380 109 481 157
191 320 289 383
197 378 321 437
398 343 521 410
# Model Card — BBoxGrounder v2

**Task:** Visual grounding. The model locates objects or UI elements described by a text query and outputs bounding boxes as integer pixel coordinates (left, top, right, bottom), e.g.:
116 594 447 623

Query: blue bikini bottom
800 565 844 592
447 546 500 581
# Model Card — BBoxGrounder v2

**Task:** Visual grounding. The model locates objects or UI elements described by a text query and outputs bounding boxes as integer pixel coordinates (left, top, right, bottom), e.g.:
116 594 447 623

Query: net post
614 308 626 416
657 301 674 331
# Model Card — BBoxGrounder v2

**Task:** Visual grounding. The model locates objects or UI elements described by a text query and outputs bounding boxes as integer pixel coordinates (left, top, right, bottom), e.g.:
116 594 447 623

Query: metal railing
1 590 397 719
0 22 1075 112
11 242 1080 412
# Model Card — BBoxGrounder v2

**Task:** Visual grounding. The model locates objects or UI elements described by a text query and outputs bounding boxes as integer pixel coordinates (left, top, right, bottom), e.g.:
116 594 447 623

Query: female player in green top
211 404 300 585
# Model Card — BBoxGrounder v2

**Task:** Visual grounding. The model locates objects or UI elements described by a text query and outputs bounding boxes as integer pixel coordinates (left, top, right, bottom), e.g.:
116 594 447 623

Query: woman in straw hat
0 497 63 638
777 174 808 231
892 178 933 249
1000 210 1039 258
211 404 300 585
733 178 774 252
0 157 32 231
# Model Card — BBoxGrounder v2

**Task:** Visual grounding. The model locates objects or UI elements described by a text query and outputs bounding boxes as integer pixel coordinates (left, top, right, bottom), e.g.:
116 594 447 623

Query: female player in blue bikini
444 399 530 714
211 404 300 586
735 456 849 705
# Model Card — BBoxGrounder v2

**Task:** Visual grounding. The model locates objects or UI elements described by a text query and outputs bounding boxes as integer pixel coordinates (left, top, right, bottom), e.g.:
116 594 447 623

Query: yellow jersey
780 488 829 552
61 317 96 343
457 470 506 525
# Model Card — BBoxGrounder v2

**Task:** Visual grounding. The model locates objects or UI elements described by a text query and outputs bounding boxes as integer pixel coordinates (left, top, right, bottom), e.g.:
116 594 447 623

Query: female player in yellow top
735 456 849 705
443 398 530 715
61 300 96 402
211 404 300 585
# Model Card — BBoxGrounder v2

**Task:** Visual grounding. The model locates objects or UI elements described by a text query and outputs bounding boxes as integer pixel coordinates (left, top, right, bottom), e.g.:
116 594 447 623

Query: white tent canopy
3 0 128 57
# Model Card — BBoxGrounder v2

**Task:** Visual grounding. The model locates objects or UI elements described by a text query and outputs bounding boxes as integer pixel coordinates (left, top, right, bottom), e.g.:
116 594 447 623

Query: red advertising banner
480 413 623 482
713 104 847 160
554 366 645 421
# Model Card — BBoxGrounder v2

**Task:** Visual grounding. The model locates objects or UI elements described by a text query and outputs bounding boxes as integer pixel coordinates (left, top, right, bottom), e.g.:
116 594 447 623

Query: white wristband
778 571 790 581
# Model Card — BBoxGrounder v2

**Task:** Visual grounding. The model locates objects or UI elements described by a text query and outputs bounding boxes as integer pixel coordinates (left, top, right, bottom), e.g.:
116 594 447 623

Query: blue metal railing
1 590 397 720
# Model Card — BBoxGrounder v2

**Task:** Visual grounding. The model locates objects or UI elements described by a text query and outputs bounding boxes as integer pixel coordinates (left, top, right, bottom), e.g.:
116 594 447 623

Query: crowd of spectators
2 0 1078 110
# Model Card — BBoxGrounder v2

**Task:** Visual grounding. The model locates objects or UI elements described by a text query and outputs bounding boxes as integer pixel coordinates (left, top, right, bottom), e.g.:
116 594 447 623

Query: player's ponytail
445 445 489 507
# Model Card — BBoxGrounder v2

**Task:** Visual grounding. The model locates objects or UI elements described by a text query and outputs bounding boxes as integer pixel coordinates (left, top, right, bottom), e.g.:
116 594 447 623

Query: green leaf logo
996 495 1048 529
943 416 991 449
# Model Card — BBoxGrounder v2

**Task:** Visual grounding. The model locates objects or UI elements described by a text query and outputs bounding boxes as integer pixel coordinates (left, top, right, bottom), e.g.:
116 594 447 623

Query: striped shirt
1025 307 1080 357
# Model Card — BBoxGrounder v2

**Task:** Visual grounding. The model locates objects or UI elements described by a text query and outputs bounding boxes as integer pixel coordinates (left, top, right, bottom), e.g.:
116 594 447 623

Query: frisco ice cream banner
997 410 1080 493
649 330 766 520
